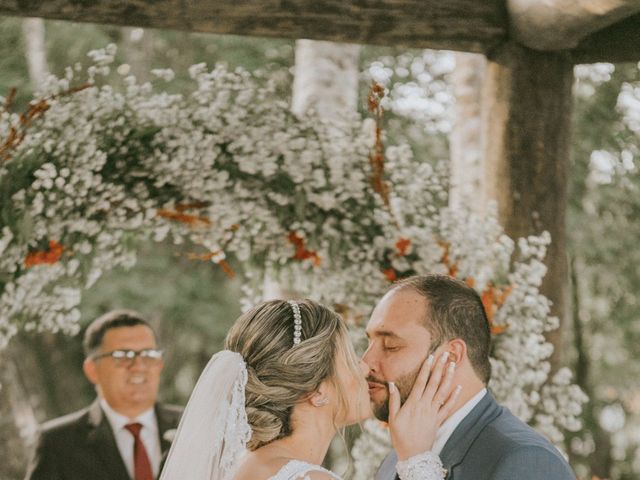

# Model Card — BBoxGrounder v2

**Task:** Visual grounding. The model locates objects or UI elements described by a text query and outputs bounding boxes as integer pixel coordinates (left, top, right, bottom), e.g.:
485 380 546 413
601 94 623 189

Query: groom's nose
361 343 378 372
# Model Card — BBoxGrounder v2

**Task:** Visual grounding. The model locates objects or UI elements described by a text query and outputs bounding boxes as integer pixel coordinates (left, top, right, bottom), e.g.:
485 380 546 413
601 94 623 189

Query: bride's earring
312 397 329 407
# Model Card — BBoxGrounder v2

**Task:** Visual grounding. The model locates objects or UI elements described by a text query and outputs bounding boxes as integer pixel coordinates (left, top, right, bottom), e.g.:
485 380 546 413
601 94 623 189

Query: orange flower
288 232 321 267
2 84 91 163
395 237 411 256
383 268 397 282
438 240 459 277
157 209 211 227
175 201 210 212
438 241 511 335
367 83 392 211
481 283 512 335
186 251 236 278
24 240 64 268
218 260 236 279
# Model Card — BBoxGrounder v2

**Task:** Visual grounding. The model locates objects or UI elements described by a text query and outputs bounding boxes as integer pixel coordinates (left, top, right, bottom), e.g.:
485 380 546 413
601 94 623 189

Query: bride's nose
359 359 370 377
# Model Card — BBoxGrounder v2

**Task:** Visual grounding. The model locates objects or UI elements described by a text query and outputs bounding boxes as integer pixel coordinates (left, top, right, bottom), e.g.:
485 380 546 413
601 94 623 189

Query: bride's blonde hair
225 299 361 450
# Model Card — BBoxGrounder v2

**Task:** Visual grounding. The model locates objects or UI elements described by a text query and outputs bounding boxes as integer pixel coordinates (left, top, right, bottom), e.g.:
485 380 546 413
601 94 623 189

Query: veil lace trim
159 350 251 480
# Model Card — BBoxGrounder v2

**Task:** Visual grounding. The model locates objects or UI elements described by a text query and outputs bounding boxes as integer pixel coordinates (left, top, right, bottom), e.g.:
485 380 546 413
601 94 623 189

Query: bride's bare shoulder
301 473 337 480
234 451 288 480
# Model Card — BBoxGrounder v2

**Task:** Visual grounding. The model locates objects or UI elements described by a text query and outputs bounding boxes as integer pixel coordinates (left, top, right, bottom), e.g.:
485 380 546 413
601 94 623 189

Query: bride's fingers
407 353 435 404
432 360 456 408
388 381 401 423
422 351 449 403
437 384 462 423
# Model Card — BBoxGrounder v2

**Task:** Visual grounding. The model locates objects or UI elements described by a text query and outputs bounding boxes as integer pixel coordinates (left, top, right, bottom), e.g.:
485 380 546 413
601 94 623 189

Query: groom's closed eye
383 343 403 352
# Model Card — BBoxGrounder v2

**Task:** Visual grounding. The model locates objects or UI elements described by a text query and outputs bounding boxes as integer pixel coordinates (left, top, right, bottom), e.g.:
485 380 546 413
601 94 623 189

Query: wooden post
482 43 574 368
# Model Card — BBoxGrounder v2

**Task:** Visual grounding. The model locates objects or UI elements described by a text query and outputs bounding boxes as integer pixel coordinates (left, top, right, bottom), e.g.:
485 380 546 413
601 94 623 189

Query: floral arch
0 45 585 475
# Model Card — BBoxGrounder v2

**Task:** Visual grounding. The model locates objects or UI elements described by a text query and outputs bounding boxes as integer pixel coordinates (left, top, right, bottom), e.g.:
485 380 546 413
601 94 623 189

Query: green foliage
0 18 30 106
568 62 640 479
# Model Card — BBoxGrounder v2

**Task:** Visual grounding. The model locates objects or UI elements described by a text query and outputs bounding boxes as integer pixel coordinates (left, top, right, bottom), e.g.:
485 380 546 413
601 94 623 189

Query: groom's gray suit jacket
375 392 575 480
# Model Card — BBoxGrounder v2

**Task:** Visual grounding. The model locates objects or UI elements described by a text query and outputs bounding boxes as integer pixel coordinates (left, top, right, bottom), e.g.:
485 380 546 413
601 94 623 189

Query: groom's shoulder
474 406 574 476
486 406 557 450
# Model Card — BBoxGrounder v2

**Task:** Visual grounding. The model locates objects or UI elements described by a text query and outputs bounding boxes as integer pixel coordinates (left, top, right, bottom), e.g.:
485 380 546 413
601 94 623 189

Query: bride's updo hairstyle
225 299 360 450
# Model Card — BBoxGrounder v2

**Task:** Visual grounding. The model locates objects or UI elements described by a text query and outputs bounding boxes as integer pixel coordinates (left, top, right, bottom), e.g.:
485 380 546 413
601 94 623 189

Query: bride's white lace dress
268 460 341 480
267 451 446 480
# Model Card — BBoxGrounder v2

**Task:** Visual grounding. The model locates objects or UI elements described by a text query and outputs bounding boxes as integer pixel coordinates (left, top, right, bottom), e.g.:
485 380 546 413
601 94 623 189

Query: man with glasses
25 310 182 480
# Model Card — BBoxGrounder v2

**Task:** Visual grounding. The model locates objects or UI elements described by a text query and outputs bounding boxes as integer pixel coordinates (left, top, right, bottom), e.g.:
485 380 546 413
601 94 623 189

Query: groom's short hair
392 274 492 383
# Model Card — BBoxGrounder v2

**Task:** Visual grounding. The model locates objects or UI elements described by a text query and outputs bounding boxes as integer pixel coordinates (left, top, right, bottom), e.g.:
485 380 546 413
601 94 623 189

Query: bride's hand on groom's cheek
387 351 462 461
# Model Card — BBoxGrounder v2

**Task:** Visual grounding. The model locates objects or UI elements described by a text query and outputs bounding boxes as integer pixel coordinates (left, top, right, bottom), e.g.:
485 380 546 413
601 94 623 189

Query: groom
364 274 575 480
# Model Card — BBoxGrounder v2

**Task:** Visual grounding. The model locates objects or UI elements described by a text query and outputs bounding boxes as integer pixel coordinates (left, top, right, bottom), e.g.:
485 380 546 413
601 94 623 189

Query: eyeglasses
92 349 164 367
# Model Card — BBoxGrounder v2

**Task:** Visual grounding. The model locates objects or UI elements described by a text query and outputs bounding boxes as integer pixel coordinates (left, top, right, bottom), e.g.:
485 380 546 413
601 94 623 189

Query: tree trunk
21 17 48 89
449 52 487 212
569 256 613 478
482 43 573 369
120 27 155 83
291 39 360 118
0 350 39 480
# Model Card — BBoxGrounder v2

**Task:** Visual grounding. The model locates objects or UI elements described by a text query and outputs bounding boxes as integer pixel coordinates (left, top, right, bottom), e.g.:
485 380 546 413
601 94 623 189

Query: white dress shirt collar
100 398 157 433
99 398 161 478
431 388 487 455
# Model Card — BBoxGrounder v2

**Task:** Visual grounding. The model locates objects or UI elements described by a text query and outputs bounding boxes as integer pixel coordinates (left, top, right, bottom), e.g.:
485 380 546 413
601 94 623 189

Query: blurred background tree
0 14 639 479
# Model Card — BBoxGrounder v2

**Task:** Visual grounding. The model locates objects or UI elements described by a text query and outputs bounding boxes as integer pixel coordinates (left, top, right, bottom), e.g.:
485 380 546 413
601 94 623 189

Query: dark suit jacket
376 392 576 480
25 400 182 480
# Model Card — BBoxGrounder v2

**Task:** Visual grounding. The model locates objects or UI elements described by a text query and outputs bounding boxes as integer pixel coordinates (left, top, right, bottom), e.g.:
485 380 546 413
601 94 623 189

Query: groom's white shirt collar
431 388 487 455
100 398 161 478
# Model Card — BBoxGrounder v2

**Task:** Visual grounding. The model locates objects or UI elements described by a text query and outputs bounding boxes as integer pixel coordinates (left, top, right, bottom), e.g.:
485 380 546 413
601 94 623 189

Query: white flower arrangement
0 45 586 475
163 428 178 444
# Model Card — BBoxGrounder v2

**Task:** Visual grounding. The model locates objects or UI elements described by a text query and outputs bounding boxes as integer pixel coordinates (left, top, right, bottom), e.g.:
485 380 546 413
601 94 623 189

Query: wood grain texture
508 0 640 51
570 13 640 64
0 0 508 53
482 43 574 369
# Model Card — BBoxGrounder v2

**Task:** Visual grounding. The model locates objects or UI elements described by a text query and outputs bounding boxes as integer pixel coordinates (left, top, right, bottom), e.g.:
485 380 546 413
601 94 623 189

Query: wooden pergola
2 0 640 365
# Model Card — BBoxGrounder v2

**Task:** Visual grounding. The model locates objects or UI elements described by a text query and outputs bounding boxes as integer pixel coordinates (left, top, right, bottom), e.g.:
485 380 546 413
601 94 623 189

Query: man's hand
388 352 462 460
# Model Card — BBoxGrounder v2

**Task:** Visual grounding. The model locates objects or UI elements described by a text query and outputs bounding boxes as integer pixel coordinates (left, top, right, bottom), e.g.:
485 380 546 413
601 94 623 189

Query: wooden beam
0 0 508 53
570 13 640 64
482 43 574 369
508 0 640 51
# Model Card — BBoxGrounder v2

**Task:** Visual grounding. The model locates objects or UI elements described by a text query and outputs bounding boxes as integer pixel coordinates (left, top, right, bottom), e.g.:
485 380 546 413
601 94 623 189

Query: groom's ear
445 339 466 364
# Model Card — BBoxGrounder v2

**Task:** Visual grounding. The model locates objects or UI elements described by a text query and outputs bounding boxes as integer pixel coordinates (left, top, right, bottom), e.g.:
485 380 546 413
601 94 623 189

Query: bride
160 299 459 480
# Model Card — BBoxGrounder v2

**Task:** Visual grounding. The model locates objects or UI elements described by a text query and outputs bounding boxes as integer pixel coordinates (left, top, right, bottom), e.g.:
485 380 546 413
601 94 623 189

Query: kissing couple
160 274 575 480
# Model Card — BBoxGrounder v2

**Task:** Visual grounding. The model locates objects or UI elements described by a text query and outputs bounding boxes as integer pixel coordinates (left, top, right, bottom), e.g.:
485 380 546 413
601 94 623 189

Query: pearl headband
288 300 302 345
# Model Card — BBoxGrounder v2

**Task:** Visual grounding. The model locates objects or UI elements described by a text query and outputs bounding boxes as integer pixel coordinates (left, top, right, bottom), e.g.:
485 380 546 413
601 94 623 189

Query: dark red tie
125 423 154 480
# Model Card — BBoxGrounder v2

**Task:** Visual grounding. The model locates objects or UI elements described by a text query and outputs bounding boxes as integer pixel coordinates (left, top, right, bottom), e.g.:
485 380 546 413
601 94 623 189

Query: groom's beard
368 364 421 422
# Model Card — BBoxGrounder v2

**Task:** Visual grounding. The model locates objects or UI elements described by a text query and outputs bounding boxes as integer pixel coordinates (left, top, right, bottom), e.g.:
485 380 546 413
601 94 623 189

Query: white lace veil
159 350 252 480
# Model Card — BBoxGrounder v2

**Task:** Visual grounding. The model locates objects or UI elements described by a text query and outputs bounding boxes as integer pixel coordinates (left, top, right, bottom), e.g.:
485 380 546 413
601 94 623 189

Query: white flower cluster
618 79 640 135
364 50 455 134
351 419 393 480
0 45 585 471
